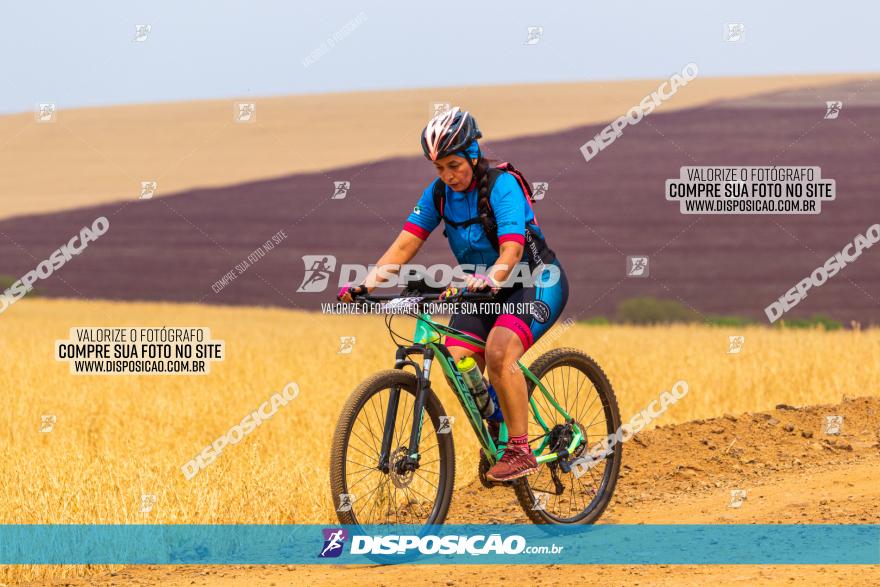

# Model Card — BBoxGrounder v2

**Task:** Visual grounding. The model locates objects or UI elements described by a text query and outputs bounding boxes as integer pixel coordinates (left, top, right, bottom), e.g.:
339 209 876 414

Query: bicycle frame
378 308 584 473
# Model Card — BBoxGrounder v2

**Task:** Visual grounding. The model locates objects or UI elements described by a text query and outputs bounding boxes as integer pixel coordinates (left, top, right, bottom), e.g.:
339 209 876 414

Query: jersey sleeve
402 180 442 240
489 173 527 246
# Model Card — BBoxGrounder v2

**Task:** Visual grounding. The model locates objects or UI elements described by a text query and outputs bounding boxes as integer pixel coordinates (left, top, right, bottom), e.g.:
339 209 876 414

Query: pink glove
337 282 366 301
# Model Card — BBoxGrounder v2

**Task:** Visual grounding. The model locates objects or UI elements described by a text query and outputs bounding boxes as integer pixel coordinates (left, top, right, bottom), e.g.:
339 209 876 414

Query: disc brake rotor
389 447 415 489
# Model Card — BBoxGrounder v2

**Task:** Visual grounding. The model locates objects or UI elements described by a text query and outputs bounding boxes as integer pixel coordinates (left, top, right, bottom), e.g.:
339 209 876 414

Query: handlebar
348 288 498 313
354 290 497 302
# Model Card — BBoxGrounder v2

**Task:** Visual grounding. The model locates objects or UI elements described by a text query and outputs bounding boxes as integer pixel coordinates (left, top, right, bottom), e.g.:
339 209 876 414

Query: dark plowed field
1 81 878 322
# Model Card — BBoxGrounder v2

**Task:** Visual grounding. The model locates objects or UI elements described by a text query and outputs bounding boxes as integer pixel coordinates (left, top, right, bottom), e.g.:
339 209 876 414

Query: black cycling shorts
446 258 569 354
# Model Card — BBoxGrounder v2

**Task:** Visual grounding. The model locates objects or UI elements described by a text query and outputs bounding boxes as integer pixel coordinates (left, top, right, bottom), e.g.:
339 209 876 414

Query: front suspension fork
378 346 432 473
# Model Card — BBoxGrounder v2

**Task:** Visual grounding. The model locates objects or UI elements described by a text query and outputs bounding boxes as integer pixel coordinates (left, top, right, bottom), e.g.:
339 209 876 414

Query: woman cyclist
338 107 569 481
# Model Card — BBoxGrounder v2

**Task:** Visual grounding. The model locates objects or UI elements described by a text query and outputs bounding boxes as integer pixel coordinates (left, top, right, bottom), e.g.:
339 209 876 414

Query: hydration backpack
431 162 540 252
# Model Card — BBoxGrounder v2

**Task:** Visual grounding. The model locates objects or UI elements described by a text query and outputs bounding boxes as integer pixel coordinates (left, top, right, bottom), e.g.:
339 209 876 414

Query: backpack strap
494 162 539 224
478 168 503 251
433 179 483 236
432 164 542 252
431 178 445 223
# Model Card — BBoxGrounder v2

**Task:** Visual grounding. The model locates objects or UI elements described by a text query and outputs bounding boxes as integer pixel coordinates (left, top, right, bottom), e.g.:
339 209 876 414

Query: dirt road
23 396 880 586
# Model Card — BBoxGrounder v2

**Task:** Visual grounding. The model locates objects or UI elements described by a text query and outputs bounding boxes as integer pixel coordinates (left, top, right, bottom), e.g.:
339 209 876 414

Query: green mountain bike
329 281 622 526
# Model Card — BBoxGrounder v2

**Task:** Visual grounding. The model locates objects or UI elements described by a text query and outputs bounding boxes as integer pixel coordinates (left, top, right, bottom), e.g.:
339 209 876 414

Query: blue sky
0 1 876 113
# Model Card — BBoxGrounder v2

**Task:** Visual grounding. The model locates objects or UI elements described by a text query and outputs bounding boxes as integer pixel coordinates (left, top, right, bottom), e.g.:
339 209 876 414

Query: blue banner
0 525 877 565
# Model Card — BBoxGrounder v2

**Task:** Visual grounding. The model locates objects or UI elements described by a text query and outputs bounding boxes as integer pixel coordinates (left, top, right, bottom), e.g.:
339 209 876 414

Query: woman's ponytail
474 157 499 249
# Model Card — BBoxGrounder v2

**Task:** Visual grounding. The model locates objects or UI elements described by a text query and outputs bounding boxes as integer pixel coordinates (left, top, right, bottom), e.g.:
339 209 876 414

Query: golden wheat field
2 297 879 582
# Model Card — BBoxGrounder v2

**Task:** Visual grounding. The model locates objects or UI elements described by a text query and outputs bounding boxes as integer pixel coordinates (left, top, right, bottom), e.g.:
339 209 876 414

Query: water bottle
486 384 505 422
456 357 495 419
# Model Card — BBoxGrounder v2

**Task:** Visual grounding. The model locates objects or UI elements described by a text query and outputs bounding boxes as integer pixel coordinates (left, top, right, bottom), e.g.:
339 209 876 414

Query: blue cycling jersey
403 173 548 268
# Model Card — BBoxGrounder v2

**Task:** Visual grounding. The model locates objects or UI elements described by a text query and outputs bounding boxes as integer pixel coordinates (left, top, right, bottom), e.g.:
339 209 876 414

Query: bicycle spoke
401 485 428 520
418 441 439 455
368 393 388 449
344 461 378 476
349 423 380 458
574 381 599 426
356 477 389 523
359 397 384 455
583 403 607 431
406 478 438 503
347 467 383 491
563 365 571 415
571 368 586 421
346 442 379 463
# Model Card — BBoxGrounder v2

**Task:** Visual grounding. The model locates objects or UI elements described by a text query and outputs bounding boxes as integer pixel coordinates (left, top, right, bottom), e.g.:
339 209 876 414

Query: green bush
704 315 755 327
573 296 850 329
578 316 610 326
0 274 40 297
774 314 843 330
616 297 701 324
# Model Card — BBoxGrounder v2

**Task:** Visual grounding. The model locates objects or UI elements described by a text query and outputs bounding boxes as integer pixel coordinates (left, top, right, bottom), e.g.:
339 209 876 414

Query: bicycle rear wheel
330 369 455 527
514 347 622 525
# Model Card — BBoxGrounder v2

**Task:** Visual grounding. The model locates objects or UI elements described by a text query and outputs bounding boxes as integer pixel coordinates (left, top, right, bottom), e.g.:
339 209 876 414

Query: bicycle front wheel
329 369 455 527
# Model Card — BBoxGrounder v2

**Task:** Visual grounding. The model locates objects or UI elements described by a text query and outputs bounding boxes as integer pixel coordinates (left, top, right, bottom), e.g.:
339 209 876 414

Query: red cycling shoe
485 444 538 482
